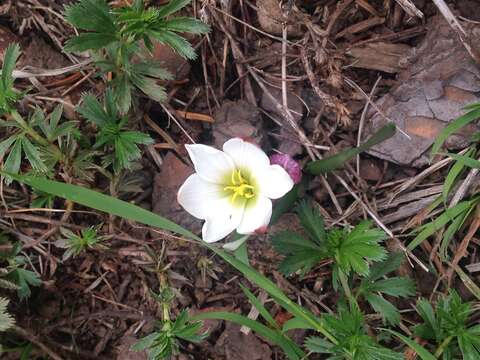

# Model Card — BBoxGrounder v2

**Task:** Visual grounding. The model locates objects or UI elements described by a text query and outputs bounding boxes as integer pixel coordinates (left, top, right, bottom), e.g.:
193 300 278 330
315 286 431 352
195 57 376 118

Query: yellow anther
224 170 255 203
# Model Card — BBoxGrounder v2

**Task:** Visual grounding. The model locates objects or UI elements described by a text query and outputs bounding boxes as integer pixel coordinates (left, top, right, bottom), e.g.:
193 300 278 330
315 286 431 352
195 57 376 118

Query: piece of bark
347 42 411 73
365 16 480 167
257 0 302 36
212 100 265 148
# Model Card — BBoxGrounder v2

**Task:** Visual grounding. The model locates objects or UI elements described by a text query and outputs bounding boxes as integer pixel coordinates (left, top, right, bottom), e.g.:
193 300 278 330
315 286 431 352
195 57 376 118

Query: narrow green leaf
239 284 278 329
306 123 396 174
443 147 476 200
282 317 315 332
3 173 199 240
383 329 436 360
431 105 480 157
408 200 475 250
191 311 304 360
445 152 480 169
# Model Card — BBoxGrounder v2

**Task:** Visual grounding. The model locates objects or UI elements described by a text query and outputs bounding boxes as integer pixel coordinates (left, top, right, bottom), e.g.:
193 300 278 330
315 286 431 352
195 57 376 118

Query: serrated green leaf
0 297 14 332
160 17 210 34
64 0 116 33
3 138 22 180
365 293 401 325
367 252 405 281
156 0 191 18
271 231 327 276
131 73 167 103
65 32 118 52
22 138 47 173
150 31 196 59
77 93 112 127
366 277 416 297
296 200 325 243
1 43 20 89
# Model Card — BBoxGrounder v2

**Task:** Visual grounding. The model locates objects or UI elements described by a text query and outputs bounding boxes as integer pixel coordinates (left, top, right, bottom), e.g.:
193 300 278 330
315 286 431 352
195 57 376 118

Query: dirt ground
1 0 480 359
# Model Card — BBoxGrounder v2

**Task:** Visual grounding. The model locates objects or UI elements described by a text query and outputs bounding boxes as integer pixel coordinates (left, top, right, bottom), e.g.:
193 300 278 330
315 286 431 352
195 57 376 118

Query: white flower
178 138 294 243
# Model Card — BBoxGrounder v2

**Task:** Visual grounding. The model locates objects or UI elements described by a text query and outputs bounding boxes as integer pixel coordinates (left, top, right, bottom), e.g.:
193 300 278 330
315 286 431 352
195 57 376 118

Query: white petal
202 198 245 243
223 138 269 172
177 174 224 220
186 144 234 184
255 164 294 199
237 196 272 234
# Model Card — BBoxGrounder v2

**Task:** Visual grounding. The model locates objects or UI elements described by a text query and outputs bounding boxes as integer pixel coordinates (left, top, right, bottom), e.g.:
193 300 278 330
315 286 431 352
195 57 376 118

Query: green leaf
191 311 304 360
444 152 480 169
65 32 118 52
458 333 480 360
367 252 405 281
408 200 475 250
233 239 249 265
1 43 20 89
333 221 387 276
271 231 327 276
431 103 480 157
132 61 173 80
130 73 167 103
3 138 22 180
21 138 47 173
365 293 401 325
77 93 112 127
150 30 197 59
156 0 192 18
160 17 210 34
0 136 17 159
282 317 315 332
64 0 116 33
296 200 325 242
306 123 396 174
366 277 416 297
304 336 335 354
383 329 436 360
443 147 475 200
440 210 469 260
0 297 14 332
3 173 198 240
239 284 278 329
205 247 337 345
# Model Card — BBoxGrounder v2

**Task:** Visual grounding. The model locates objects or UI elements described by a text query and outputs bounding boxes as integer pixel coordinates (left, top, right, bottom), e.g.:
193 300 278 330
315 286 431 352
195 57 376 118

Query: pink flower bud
270 153 302 184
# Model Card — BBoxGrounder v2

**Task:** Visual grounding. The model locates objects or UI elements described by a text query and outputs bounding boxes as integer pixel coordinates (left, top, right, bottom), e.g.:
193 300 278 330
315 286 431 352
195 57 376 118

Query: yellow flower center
223 169 255 203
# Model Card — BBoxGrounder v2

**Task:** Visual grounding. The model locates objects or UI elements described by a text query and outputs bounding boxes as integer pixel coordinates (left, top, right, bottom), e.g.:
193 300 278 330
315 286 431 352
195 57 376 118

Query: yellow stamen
224 170 255 203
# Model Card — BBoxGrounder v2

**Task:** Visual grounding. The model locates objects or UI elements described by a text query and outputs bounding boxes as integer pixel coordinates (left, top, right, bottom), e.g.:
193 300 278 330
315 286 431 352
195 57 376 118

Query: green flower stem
434 336 453 358
338 269 359 310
